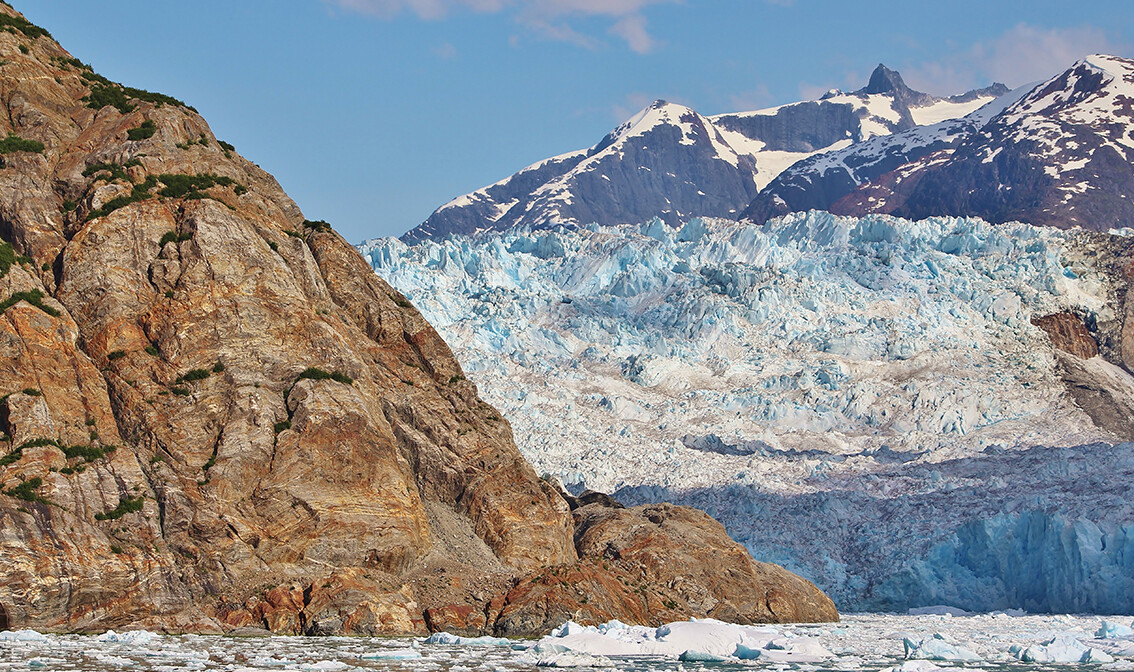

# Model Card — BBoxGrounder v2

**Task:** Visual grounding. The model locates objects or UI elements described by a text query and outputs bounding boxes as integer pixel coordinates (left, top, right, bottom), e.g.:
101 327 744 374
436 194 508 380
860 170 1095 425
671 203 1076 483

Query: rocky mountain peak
862 63 909 95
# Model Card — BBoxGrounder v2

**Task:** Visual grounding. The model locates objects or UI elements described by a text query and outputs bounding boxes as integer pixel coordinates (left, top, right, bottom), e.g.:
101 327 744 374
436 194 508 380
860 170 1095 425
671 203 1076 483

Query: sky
20 1 1134 243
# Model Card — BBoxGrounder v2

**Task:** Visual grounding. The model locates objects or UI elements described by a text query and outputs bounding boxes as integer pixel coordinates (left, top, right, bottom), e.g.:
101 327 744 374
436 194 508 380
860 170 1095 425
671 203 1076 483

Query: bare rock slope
0 6 836 635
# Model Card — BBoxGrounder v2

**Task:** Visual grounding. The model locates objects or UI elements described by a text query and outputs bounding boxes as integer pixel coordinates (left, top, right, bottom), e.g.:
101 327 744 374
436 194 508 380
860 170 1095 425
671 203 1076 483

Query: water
1 613 1132 671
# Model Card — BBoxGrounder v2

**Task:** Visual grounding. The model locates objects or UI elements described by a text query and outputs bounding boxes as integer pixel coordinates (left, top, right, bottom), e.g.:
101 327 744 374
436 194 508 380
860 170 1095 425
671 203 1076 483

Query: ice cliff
361 211 1134 612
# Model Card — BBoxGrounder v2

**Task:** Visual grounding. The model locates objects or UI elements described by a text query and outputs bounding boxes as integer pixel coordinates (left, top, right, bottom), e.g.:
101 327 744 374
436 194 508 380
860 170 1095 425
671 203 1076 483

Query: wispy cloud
325 0 676 53
903 24 1130 94
433 42 458 59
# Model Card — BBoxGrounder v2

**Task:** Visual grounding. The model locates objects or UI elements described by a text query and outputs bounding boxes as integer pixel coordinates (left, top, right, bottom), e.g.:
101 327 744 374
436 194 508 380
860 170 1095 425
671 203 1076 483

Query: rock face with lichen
0 5 836 636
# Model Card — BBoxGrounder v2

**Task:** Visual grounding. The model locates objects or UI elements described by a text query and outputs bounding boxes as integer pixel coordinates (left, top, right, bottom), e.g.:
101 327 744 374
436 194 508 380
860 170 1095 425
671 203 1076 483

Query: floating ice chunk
1088 649 1118 663
298 661 349 672
1097 621 1134 638
251 655 296 666
678 649 728 661
886 661 963 672
596 619 629 634
907 606 969 617
94 654 135 667
97 630 158 646
761 636 835 662
536 651 614 667
656 619 780 658
423 632 511 646
0 629 49 641
360 648 422 660
1016 634 1111 663
903 634 981 662
549 621 589 637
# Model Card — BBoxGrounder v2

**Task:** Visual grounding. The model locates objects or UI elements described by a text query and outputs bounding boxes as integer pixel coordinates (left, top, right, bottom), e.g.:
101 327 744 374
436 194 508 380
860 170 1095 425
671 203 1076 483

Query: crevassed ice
360 212 1134 613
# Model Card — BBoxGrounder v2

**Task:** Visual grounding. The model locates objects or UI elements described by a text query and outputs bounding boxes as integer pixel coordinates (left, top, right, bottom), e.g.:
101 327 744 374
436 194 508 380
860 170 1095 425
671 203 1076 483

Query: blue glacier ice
360 212 1134 613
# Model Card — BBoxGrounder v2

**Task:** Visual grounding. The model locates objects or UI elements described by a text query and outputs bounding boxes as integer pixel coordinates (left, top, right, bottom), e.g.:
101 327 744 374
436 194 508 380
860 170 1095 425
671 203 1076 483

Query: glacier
360 211 1134 613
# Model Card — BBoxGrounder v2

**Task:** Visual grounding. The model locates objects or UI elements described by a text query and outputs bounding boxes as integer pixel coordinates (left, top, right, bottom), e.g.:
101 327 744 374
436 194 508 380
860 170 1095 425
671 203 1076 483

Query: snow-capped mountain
751 55 1134 230
406 66 1005 242
741 83 1032 223
362 212 1134 612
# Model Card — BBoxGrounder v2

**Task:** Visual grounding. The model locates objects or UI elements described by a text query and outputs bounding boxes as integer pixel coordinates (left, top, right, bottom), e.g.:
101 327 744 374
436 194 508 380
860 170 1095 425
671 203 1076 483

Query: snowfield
3 614 1134 669
360 212 1134 613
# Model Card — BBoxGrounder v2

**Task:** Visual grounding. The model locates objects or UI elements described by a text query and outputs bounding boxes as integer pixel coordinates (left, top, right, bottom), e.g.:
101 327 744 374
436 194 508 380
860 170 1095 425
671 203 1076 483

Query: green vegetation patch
180 368 210 382
0 447 21 466
83 162 130 182
0 13 51 40
158 230 193 247
273 420 290 434
157 173 238 199
95 494 144 520
126 120 156 141
296 367 353 385
0 289 60 317
82 70 192 114
87 175 159 221
107 350 126 361
3 477 47 504
303 219 332 233
61 443 105 461
0 240 14 278
144 345 160 357
0 133 43 154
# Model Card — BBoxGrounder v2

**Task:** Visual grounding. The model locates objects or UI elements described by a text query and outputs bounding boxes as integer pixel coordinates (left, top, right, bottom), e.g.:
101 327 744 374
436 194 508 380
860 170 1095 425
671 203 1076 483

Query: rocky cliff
0 6 836 635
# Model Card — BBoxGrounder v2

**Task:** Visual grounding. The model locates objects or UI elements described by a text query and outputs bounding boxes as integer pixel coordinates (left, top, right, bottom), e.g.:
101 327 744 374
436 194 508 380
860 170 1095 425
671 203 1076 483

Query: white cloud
903 24 1130 95
609 14 656 54
325 0 676 53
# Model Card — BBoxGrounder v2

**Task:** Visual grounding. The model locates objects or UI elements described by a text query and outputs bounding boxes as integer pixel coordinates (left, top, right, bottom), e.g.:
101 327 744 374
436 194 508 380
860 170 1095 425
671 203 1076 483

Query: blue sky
20 1 1133 242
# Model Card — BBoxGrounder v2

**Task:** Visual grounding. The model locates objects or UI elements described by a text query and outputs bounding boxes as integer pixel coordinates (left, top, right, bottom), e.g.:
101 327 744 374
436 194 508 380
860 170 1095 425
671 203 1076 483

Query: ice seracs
363 211 1134 612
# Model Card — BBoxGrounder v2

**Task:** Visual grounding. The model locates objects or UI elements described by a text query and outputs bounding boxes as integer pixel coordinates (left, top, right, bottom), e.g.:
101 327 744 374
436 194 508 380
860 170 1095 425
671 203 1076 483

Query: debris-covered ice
3 613 1133 670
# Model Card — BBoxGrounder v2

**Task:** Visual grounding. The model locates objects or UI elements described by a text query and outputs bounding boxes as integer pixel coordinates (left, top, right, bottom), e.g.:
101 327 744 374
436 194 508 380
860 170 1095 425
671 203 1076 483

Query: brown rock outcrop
491 502 838 635
0 5 836 636
1032 312 1099 359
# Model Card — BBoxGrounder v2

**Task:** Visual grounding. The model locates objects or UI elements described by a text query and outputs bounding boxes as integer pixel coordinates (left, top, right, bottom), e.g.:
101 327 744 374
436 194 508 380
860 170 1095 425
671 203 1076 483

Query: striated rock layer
0 6 836 635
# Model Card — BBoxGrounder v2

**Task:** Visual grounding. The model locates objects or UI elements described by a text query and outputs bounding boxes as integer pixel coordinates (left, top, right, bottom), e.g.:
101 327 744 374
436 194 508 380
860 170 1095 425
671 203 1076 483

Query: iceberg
1099 621 1134 639
1016 634 1114 663
904 634 981 662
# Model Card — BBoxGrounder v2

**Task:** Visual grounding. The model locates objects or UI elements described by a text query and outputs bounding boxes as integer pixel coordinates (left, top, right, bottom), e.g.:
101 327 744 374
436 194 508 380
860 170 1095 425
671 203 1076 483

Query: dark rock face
411 101 762 241
742 88 1016 224
713 101 863 153
828 56 1134 232
406 67 1005 243
405 150 588 243
1032 312 1100 360
0 5 837 636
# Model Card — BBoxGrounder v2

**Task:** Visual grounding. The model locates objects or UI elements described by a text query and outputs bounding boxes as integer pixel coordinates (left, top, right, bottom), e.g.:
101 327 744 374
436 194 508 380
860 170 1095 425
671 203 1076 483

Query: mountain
363 212 1134 612
749 55 1134 230
740 84 1031 222
0 5 836 634
407 67 1006 242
